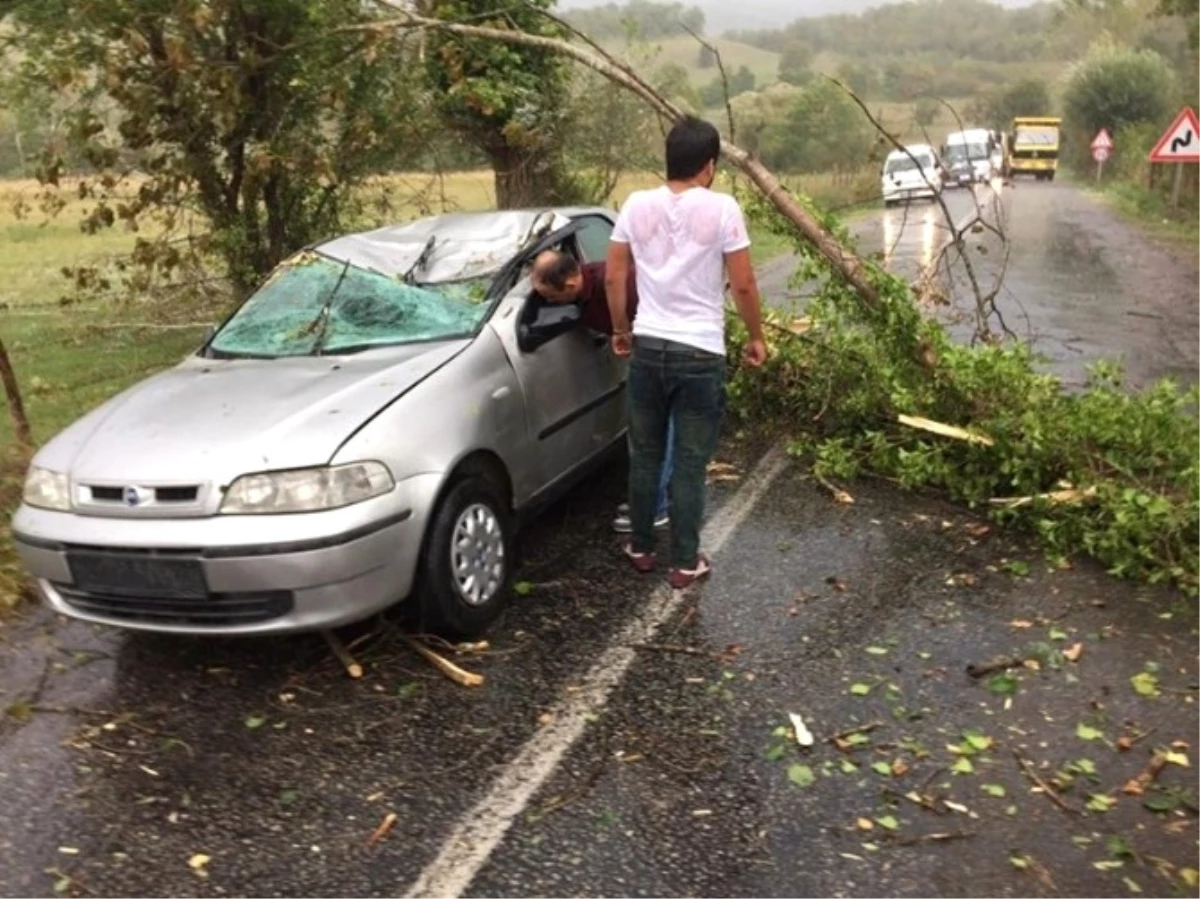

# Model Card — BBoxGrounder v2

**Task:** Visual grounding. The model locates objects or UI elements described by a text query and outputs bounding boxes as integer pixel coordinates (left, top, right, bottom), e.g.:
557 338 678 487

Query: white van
881 144 943 206
942 128 996 186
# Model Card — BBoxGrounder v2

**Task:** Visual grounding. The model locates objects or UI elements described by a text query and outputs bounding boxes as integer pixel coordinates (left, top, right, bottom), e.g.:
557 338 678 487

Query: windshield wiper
402 236 437 285
311 258 352 357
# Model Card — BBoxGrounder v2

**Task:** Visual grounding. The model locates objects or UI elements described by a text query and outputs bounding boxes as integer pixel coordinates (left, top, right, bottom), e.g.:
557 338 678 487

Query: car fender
331 328 534 512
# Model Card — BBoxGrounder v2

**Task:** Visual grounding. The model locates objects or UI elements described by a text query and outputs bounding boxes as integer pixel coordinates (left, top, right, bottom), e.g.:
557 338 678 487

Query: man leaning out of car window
530 249 674 535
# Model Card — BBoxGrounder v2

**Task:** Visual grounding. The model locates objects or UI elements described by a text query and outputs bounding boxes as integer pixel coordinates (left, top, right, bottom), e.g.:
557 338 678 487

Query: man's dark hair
665 117 720 181
531 250 581 291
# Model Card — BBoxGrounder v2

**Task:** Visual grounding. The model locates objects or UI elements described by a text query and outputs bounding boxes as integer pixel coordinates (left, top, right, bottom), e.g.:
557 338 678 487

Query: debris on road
366 811 398 848
322 630 364 679
188 853 211 878
1121 752 1169 796
788 712 815 747
1012 750 1082 816
813 472 855 505
400 634 484 687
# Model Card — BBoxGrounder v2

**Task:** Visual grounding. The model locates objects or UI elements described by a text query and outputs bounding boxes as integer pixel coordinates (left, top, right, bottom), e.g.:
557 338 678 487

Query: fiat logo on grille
123 486 146 507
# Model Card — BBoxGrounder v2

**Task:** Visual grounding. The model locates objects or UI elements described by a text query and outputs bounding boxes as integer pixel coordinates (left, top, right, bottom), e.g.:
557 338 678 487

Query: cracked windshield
210 253 490 356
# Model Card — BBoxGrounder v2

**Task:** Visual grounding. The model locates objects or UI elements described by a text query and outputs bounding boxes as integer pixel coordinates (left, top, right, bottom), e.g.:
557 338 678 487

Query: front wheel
417 475 513 638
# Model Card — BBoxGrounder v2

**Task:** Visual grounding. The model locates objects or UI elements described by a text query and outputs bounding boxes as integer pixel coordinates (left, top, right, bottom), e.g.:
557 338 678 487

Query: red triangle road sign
1149 107 1200 163
1091 128 1113 150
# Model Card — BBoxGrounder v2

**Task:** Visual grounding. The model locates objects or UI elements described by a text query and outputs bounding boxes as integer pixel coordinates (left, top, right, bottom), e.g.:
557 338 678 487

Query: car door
486 213 625 494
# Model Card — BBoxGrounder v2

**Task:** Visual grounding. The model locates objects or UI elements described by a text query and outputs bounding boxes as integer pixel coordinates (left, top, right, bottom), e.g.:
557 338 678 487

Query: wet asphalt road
0 182 1196 898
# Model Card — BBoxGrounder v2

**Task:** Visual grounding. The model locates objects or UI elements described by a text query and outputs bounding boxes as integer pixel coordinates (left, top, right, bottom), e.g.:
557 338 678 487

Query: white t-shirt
610 185 751 356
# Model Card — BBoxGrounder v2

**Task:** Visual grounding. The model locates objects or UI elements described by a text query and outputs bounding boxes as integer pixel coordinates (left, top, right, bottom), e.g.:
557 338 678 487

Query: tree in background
913 97 941 130
1 0 428 296
424 0 590 209
835 60 879 98
760 79 873 173
777 39 814 87
562 0 704 41
699 65 756 109
968 78 1053 130
697 44 716 69
1062 42 1177 133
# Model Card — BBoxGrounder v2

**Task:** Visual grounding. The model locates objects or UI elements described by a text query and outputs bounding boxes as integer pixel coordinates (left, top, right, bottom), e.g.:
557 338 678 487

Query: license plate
69 552 208 599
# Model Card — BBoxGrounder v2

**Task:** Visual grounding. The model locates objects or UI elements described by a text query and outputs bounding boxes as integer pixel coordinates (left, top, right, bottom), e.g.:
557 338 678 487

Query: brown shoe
623 543 657 573
668 553 712 590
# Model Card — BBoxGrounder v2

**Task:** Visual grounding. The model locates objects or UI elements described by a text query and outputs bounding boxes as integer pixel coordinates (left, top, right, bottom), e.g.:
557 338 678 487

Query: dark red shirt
577 262 639 334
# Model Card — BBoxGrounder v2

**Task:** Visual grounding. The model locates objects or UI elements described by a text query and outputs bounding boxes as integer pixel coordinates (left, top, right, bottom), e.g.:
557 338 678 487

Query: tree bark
488 144 561 209
0 336 32 450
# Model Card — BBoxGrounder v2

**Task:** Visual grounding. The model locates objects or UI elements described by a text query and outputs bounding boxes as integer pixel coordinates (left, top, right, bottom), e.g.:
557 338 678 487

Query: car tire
417 475 513 639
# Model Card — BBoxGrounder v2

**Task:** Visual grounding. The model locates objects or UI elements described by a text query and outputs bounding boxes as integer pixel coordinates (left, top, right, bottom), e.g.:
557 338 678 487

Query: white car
881 144 943 206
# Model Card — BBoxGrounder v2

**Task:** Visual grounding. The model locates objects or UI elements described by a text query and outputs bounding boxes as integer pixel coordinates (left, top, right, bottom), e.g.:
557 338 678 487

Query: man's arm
604 242 633 336
725 247 765 342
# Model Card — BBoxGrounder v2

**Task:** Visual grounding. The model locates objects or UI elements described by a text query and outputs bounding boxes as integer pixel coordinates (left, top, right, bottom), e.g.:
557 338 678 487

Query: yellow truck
1007 116 1061 181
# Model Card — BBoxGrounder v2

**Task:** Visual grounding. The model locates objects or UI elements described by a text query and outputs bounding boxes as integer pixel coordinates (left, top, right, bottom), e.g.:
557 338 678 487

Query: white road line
403 441 791 899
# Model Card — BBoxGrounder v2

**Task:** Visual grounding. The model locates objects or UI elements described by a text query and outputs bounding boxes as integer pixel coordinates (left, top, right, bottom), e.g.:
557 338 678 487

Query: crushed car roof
315 209 576 283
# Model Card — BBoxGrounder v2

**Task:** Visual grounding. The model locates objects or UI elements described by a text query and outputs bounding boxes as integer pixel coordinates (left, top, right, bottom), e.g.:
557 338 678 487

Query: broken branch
1121 752 1169 796
966 655 1026 679
883 830 975 847
322 629 364 679
1013 750 1082 815
366 811 397 848
989 485 1098 509
898 414 995 447
358 6 883 312
826 721 885 744
399 633 484 687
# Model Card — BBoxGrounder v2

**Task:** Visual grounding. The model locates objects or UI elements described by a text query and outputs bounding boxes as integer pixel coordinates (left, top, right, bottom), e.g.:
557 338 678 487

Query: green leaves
981 784 1006 798
788 764 815 787
1130 671 1160 697
1076 723 1104 742
849 683 872 696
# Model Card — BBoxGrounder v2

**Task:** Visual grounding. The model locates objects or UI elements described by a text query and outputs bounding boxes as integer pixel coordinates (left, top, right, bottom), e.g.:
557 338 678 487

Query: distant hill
644 34 781 88
558 0 1044 34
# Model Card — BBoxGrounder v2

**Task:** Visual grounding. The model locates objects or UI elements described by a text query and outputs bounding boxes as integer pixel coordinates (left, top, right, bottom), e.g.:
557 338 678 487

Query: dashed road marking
403 441 791 898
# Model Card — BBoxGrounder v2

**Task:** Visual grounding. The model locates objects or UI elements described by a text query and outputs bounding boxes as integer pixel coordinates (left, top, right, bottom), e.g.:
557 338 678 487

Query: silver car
12 207 626 637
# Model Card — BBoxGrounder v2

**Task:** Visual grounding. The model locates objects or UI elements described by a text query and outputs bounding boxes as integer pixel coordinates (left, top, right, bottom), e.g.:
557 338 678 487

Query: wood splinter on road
322 629 364 679
400 634 484 688
366 812 398 848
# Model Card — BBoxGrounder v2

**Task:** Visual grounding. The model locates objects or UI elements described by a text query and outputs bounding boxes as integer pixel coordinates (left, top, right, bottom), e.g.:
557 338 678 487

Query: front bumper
883 184 936 202
12 473 443 635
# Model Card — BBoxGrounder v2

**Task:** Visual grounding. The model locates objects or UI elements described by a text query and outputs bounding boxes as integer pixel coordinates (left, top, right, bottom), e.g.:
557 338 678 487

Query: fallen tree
356 2 1198 595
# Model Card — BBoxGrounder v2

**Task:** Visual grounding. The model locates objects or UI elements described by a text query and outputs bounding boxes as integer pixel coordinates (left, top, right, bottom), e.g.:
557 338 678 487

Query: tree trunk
488 144 561 209
0 336 32 449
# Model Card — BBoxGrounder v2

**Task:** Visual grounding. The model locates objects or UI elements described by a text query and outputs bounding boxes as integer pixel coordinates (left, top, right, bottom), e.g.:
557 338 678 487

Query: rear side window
573 215 615 263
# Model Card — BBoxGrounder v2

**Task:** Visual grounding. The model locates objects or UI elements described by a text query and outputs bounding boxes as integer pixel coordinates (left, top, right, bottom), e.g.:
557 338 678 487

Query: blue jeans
627 336 725 568
655 417 675 519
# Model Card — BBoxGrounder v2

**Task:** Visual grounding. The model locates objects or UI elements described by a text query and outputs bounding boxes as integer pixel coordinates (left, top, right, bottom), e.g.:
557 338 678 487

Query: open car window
207 253 490 358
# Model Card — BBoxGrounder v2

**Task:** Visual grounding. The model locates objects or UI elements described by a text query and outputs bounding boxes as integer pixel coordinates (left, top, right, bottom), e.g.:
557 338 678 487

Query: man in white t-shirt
604 116 767 589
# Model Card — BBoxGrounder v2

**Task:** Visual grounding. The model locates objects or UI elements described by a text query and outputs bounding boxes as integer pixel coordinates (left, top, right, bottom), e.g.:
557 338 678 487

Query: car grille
56 584 294 626
87 485 200 503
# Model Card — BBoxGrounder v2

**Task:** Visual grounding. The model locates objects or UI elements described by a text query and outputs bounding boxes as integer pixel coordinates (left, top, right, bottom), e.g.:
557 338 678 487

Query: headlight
220 462 394 514
23 466 71 511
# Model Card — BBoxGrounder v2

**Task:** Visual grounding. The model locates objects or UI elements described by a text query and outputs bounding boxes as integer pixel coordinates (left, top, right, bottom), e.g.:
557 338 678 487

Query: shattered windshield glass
208 252 491 357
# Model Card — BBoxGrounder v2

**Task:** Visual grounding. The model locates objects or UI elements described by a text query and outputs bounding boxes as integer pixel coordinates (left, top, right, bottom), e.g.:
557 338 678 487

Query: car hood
38 340 470 484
